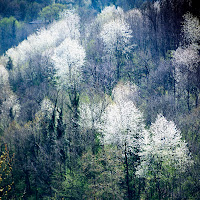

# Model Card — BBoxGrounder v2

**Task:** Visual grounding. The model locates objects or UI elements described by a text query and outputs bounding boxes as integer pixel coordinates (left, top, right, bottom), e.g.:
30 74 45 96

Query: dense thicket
0 0 200 199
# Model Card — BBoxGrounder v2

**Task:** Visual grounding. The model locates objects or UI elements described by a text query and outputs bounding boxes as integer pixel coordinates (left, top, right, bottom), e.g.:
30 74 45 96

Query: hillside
0 0 200 199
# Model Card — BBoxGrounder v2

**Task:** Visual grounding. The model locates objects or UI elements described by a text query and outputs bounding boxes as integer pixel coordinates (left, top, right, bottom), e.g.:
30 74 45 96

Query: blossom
96 6 124 26
100 19 132 55
182 12 200 44
52 38 86 85
136 114 193 177
0 65 9 85
6 10 81 68
99 82 144 152
40 98 54 118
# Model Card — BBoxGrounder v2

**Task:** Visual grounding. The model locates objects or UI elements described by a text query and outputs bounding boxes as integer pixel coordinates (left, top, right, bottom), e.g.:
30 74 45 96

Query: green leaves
39 4 67 23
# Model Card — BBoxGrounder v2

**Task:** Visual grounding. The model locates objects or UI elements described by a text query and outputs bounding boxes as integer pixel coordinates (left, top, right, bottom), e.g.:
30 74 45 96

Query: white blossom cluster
6 10 81 68
101 100 144 150
100 82 144 152
100 19 132 55
79 101 104 130
40 98 54 118
0 65 9 86
173 12 200 86
136 114 193 177
96 6 125 26
52 38 86 86
182 12 200 44
173 45 199 68
0 94 21 126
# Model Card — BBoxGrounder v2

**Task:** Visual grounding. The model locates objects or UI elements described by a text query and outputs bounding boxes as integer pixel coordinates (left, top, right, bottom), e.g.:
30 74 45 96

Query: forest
0 0 200 199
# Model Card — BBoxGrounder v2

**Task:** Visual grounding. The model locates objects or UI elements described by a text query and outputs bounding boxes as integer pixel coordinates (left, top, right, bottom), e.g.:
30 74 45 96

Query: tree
100 17 133 80
95 5 125 26
0 64 22 135
51 26 86 160
126 9 144 48
0 65 9 87
83 6 130 91
100 82 143 149
0 94 21 128
182 12 200 45
0 16 19 54
183 12 200 108
141 59 175 122
99 82 144 199
81 147 125 200
142 1 162 55
78 91 110 154
39 3 67 23
137 114 193 199
52 38 86 87
171 12 200 111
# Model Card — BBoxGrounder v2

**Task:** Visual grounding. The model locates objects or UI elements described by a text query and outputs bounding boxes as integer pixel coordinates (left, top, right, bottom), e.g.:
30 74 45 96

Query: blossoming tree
137 114 193 199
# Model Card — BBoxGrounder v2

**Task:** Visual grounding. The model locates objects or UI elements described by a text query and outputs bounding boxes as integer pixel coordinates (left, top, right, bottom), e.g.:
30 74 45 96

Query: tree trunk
173 67 176 114
24 170 31 196
187 88 190 112
124 142 131 200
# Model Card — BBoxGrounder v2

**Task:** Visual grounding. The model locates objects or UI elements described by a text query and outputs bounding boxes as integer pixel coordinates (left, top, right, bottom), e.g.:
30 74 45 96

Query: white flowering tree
126 9 143 46
50 33 85 159
0 94 21 128
52 37 85 156
0 65 21 128
5 10 81 80
4 10 82 123
84 6 124 50
79 94 109 131
100 19 133 55
98 82 144 199
96 6 125 27
172 12 200 110
100 82 143 150
40 97 55 119
100 18 133 80
0 64 9 86
83 6 133 92
52 38 86 87
137 114 193 199
182 12 200 45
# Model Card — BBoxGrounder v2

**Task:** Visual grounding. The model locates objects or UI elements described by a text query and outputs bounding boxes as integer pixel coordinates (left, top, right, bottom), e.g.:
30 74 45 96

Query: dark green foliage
0 0 51 21
6 57 13 71
0 17 18 54
56 109 65 140
39 4 67 23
